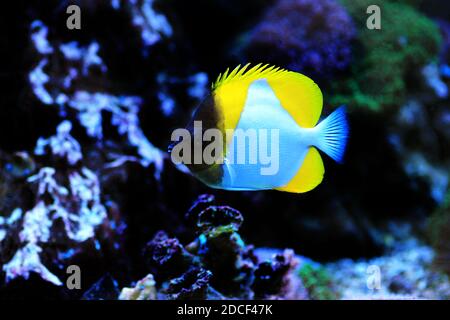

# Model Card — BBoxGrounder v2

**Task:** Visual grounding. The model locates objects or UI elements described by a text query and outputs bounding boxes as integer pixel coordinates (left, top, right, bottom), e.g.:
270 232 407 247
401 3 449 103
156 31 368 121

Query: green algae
298 262 339 300
330 0 442 112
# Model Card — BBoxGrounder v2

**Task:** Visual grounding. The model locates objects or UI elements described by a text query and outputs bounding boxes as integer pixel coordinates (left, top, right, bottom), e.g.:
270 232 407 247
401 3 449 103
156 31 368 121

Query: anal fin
275 147 324 193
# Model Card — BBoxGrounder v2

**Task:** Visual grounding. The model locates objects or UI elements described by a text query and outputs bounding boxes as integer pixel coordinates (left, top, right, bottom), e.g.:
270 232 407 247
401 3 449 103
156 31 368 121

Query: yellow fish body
171 64 349 193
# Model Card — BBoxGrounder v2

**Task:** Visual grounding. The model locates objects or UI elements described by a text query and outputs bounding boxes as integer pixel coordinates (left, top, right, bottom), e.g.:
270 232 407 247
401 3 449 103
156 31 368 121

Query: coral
326 224 450 299
119 195 304 300
28 21 166 180
240 0 356 79
196 206 244 235
68 92 165 179
1 122 107 286
298 262 339 300
160 267 214 300
119 268 221 300
0 209 22 243
2 1 212 297
119 274 157 300
5 0 450 302
142 231 199 282
422 63 448 98
188 199 257 297
330 0 442 111
252 249 301 299
388 96 450 203
112 0 173 49
156 72 209 116
3 243 61 286
34 121 82 166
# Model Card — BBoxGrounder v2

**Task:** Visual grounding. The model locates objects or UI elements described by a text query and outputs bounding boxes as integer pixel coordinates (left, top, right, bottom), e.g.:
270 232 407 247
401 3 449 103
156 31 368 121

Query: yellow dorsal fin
212 63 284 90
212 64 289 133
276 147 324 193
212 64 323 131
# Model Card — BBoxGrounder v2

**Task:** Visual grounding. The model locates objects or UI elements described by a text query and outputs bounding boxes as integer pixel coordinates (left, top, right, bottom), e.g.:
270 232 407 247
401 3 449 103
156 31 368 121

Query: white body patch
221 79 314 190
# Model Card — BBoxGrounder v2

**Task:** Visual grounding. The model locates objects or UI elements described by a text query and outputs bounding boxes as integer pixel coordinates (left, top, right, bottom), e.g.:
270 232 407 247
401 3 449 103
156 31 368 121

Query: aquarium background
0 0 449 300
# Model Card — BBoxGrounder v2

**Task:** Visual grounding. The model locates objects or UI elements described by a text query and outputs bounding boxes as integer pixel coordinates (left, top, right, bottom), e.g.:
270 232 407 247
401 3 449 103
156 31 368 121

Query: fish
170 63 349 193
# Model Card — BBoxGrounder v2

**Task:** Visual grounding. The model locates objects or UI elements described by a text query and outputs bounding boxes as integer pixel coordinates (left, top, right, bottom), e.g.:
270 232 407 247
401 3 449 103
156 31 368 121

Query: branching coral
35 121 82 166
29 20 165 180
3 0 204 293
330 0 442 111
112 0 173 48
1 122 107 286
68 92 165 179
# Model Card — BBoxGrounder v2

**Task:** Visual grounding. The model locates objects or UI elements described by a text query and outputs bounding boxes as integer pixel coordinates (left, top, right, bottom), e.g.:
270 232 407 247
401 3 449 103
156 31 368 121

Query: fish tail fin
314 106 349 163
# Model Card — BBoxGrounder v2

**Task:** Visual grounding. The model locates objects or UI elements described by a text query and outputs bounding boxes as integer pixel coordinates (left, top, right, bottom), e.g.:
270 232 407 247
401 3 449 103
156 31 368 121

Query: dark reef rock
0 122 127 299
119 195 305 300
81 274 120 300
160 267 214 300
189 196 258 297
388 274 415 295
252 249 301 299
196 205 244 235
429 191 450 276
142 231 199 282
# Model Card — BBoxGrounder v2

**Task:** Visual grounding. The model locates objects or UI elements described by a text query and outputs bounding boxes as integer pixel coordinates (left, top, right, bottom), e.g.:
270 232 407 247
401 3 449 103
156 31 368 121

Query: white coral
119 274 157 300
3 243 63 286
35 121 82 165
3 128 107 286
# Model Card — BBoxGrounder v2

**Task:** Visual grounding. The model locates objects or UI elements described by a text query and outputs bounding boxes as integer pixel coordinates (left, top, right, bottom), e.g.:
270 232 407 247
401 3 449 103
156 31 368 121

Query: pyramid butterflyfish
170 64 349 193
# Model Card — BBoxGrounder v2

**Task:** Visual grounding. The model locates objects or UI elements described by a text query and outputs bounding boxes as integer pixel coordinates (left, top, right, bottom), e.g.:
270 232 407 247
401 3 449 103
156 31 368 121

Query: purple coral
243 0 355 79
142 231 199 282
162 267 213 300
